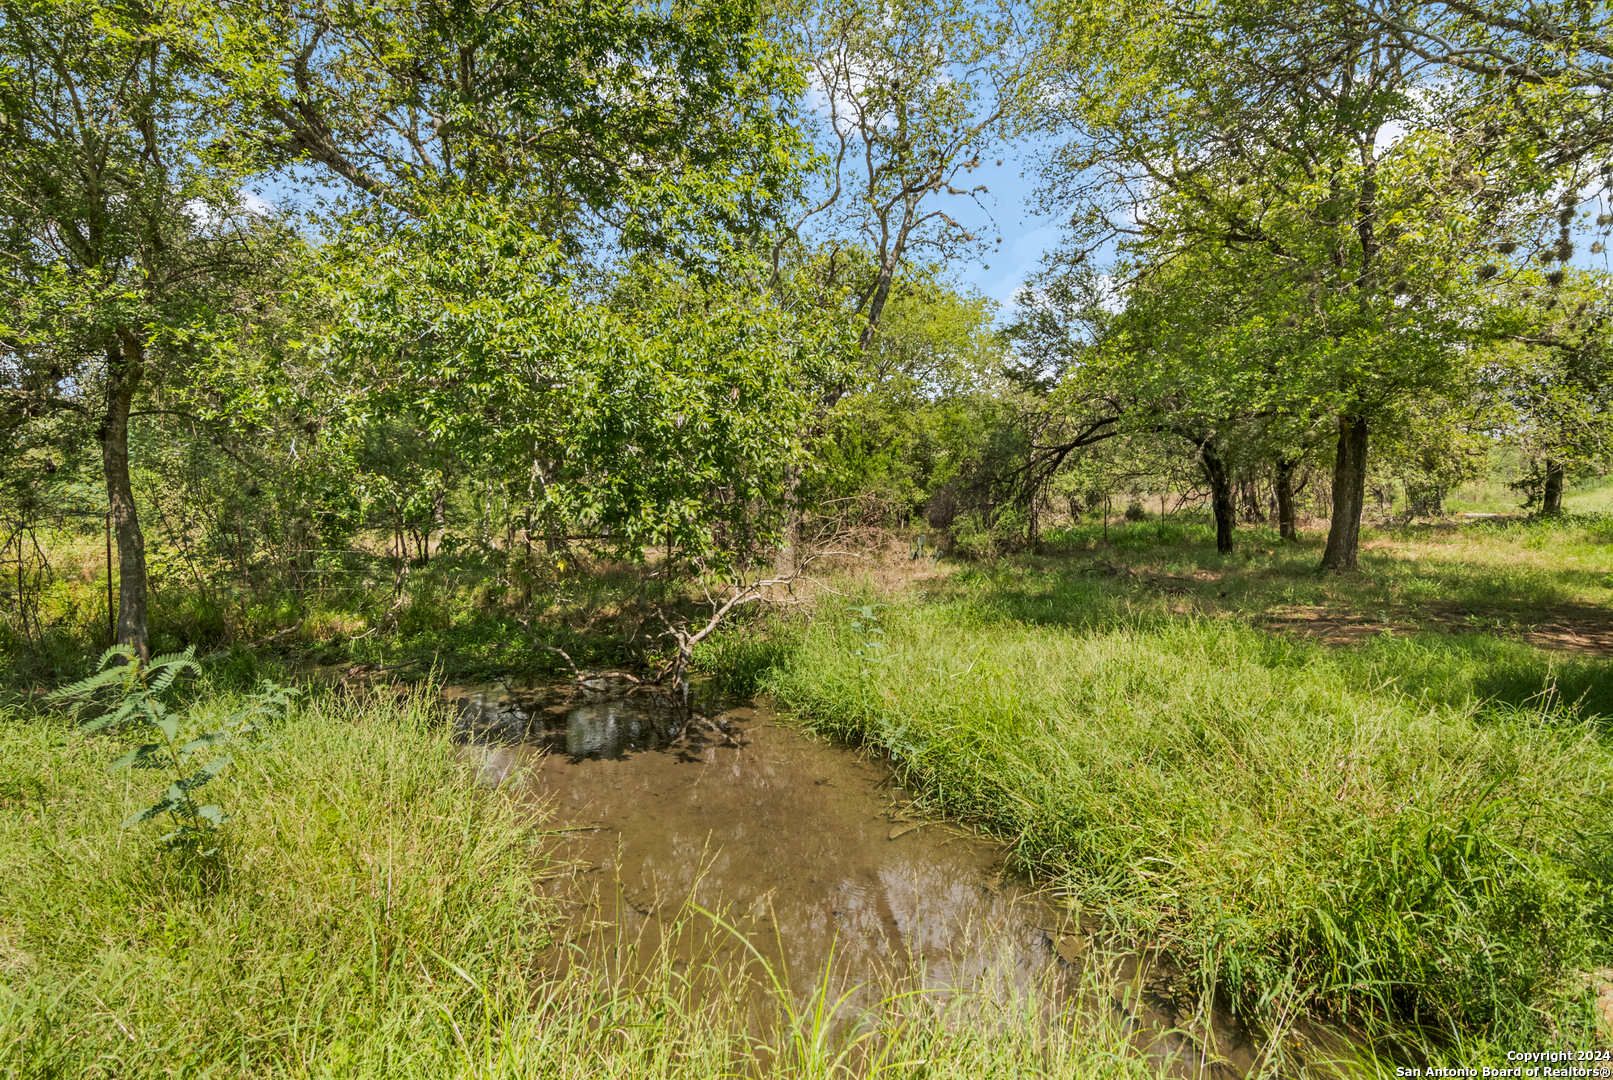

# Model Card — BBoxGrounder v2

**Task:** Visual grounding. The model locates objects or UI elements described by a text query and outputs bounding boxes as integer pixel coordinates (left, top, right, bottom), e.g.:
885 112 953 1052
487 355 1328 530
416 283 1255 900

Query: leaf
79 710 125 735
49 664 127 703
148 647 198 669
124 797 182 827
180 731 231 754
147 649 200 692
174 758 233 796
156 716 180 740
79 695 143 734
95 645 137 671
109 743 166 772
194 805 229 825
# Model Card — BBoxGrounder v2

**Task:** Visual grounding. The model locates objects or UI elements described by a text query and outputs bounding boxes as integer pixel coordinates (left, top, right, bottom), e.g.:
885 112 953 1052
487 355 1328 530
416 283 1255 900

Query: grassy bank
0 681 1192 1079
749 566 1613 1047
0 686 552 1076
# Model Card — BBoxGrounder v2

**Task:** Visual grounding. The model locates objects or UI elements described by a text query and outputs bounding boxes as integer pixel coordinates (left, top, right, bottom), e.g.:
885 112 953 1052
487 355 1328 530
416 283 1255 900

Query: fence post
106 510 114 647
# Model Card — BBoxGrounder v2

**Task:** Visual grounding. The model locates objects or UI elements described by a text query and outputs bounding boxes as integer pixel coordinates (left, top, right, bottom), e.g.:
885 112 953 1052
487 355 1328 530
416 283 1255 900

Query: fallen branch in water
656 561 819 702
530 641 580 679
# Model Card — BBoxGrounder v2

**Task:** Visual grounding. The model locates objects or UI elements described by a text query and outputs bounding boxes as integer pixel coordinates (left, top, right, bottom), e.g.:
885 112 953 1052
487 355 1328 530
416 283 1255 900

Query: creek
445 680 1346 1076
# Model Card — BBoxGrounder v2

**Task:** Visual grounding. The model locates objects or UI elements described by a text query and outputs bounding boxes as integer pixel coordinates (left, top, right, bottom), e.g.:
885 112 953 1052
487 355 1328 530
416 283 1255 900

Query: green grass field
714 511 1613 1052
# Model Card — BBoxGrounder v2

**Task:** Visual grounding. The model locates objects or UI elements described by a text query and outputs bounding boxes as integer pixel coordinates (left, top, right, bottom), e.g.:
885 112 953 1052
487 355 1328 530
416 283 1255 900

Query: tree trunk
1201 445 1236 554
1320 416 1369 572
1239 478 1265 523
859 255 899 352
103 334 150 661
1274 459 1300 541
431 487 445 559
1542 460 1564 514
774 465 799 577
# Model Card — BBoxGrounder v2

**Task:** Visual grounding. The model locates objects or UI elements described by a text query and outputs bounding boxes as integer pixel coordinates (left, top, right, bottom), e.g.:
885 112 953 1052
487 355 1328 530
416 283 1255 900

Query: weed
50 646 294 854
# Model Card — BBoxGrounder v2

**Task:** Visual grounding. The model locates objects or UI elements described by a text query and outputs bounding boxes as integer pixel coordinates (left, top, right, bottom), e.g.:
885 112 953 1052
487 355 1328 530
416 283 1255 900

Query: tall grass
0 686 549 1077
0 684 1212 1078
755 583 1613 1046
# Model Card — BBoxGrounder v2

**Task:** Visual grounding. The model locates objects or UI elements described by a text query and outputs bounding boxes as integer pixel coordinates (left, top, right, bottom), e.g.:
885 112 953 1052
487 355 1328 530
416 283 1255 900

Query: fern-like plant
52 646 295 853
847 604 888 671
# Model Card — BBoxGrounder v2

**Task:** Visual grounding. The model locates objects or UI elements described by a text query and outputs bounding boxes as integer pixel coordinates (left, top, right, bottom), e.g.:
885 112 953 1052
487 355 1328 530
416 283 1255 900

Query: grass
0 685 550 1076
1564 476 1613 514
0 679 1205 1079
743 547 1613 1049
10 499 1613 1069
1030 510 1613 666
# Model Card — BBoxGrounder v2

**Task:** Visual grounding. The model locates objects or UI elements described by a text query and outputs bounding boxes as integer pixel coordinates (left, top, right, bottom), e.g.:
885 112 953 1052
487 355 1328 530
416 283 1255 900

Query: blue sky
936 148 1066 315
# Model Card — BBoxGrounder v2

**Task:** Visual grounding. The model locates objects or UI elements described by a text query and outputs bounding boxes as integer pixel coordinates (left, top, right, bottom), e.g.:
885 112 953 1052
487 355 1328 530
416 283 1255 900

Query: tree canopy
1 0 1608 659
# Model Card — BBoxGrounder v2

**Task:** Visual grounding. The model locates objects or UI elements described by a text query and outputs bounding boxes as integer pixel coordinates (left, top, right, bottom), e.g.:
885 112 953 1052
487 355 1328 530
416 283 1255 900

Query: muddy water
447 683 1325 1075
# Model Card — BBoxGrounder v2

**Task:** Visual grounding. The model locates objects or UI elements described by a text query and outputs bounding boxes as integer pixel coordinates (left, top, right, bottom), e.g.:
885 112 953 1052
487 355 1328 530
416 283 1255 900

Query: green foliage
321 200 853 570
51 647 295 852
757 565 1613 1041
784 0 1024 333
953 504 1032 558
182 0 811 268
0 690 547 1075
1019 0 1611 566
845 602 888 671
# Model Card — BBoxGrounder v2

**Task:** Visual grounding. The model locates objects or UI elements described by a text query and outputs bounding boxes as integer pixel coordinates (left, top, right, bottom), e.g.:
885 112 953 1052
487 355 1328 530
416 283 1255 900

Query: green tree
184 0 809 273
1338 0 1613 210
1025 0 1555 568
322 201 853 572
1480 270 1613 512
810 270 1014 523
0 0 290 659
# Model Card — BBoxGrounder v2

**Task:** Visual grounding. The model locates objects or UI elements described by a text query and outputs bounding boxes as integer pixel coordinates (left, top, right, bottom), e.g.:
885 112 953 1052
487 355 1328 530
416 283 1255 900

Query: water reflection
450 685 1076 986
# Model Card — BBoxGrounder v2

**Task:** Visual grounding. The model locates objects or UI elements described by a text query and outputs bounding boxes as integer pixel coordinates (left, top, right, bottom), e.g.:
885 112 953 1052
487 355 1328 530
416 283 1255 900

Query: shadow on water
447 681 1362 1077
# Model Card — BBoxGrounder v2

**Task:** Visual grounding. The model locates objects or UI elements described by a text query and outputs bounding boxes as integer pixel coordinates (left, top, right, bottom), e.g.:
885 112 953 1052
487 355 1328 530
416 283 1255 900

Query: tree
322 201 853 573
1479 270 1613 513
1013 246 1341 554
3 0 834 661
1339 0 1613 197
187 0 834 579
0 0 287 659
780 0 1026 347
184 0 809 274
1025 0 1554 569
807 268 1017 523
